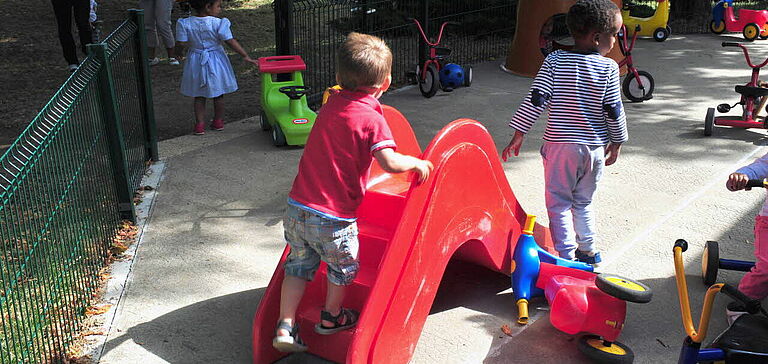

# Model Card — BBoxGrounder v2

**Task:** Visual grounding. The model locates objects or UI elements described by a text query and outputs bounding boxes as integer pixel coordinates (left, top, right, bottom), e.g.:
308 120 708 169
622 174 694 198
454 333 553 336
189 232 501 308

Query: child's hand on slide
727 173 750 191
413 159 434 184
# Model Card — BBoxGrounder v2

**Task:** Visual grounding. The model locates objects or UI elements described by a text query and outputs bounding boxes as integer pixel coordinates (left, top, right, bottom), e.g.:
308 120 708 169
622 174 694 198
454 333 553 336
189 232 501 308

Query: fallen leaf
500 324 513 336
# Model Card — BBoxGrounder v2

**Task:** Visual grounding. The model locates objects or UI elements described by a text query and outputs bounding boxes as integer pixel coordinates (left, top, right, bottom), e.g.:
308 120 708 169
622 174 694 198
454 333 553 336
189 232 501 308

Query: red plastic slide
252 106 555 364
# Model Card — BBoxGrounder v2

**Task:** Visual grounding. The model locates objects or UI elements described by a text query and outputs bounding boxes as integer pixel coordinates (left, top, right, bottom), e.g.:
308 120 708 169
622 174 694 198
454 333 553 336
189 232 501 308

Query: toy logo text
292 118 309 124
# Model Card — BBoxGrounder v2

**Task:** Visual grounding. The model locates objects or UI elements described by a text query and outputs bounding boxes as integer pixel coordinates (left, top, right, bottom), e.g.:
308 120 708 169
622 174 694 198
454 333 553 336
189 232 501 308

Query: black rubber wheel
702 240 720 286
704 107 715 136
577 335 635 364
711 20 725 34
653 27 669 42
595 273 653 304
744 23 760 41
622 70 654 102
260 109 271 131
271 125 287 146
463 65 473 87
419 64 439 98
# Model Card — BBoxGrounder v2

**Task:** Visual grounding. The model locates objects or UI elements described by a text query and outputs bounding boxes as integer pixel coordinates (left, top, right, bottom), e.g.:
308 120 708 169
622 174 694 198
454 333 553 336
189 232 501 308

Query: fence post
88 43 137 222
275 0 293 55
129 9 159 162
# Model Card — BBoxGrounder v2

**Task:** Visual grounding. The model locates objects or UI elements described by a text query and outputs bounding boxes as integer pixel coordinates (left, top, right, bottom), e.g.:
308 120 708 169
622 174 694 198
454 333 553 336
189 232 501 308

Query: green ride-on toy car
258 55 316 146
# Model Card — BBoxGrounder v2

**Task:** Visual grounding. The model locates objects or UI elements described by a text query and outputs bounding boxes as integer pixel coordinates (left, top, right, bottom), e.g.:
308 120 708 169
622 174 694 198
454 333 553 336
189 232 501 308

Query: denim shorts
283 204 359 286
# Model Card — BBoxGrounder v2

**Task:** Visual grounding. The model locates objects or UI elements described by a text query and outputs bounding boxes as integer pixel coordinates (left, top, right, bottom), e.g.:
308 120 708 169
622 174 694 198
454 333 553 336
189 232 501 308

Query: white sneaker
148 57 160 66
67 64 79 72
168 58 180 65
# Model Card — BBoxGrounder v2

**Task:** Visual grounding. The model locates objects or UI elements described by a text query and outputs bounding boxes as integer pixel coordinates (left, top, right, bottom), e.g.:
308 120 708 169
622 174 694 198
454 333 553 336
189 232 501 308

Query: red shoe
193 122 205 135
211 119 224 131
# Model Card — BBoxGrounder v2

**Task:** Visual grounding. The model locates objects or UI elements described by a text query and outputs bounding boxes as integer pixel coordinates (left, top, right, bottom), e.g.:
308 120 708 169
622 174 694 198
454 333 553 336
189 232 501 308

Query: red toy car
711 0 768 41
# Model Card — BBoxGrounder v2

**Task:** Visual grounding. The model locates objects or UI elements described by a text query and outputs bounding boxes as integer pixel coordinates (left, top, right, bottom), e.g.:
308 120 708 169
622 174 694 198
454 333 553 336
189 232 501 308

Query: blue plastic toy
439 63 467 91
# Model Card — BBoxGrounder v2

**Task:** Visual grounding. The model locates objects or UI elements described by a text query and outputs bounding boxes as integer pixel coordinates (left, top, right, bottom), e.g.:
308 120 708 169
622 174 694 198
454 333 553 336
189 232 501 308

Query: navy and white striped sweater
509 50 628 145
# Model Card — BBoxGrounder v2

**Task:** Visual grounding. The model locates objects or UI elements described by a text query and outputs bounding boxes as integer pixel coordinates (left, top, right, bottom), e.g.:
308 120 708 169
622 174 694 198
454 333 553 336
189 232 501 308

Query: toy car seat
710 313 768 362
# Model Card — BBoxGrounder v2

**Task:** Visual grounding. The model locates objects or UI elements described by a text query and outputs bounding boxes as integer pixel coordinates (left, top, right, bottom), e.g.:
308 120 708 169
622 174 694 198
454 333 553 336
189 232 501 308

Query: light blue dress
176 16 238 98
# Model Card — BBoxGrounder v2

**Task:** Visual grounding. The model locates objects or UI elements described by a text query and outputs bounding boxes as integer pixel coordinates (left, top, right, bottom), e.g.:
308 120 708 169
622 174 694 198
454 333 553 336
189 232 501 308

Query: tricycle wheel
702 240 720 286
710 20 725 34
743 23 760 41
259 109 271 131
595 273 652 303
621 70 654 102
419 64 439 98
704 107 715 136
577 335 634 364
463 65 473 87
653 27 669 42
271 125 286 146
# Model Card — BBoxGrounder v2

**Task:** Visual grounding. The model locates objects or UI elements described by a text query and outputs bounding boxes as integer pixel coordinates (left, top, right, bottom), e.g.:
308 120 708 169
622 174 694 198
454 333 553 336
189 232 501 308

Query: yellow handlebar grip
516 299 529 325
522 214 536 235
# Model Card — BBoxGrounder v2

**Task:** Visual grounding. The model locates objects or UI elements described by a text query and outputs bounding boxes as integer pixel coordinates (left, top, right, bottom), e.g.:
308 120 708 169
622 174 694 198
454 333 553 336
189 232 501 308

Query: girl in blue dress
176 0 258 135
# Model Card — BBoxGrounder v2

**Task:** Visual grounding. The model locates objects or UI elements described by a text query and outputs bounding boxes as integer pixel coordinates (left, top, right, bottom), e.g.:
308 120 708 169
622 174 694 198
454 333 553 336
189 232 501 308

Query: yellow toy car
621 0 671 42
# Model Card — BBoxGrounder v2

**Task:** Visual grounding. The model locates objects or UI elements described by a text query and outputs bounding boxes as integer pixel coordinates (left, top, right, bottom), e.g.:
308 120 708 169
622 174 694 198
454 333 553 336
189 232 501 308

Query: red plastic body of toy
251 106 556 364
258 55 307 74
537 264 626 342
723 6 768 34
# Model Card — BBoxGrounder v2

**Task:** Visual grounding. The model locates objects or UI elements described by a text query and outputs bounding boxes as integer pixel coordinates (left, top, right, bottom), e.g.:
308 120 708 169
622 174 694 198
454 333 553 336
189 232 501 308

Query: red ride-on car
711 0 768 41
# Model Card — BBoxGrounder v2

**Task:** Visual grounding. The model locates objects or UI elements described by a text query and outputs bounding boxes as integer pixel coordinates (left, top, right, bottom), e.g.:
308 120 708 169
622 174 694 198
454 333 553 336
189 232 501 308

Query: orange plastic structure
251 106 555 364
504 0 625 77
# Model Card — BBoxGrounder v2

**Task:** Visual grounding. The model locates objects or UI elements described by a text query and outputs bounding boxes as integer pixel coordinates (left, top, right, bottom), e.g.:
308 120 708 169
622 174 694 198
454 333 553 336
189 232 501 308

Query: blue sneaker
575 250 602 266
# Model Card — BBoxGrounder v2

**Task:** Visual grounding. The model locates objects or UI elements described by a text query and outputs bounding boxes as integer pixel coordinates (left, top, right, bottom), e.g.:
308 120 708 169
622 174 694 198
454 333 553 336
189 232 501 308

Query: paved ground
98 33 768 364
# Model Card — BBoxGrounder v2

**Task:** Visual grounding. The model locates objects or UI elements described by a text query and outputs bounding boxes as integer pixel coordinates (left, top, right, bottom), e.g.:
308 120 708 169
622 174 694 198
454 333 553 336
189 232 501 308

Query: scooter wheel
704 107 715 137
653 27 669 42
419 64 439 98
577 335 634 364
743 23 760 41
710 20 725 34
622 70 654 102
595 273 653 303
702 240 720 286
271 125 287 146
260 109 271 131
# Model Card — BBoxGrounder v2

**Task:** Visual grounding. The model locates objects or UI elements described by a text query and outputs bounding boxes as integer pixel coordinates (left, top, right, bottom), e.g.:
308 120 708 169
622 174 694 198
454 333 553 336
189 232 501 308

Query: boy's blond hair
336 32 392 91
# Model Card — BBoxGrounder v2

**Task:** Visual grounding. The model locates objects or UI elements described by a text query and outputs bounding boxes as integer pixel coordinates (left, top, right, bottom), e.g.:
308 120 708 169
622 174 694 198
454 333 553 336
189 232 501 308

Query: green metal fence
0 9 157 363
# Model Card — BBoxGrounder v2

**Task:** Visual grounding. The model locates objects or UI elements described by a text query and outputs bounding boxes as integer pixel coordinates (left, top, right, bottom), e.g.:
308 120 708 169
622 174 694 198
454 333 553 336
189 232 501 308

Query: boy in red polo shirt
272 32 433 353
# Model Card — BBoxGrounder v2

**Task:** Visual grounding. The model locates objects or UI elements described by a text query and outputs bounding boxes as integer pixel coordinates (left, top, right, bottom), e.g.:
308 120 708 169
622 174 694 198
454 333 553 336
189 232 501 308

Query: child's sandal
272 320 308 353
314 307 359 335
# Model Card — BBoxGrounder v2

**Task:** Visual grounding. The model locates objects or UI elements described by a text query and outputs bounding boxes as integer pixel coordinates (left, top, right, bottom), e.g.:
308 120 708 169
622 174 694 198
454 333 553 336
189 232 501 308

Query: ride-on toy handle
279 85 310 100
721 42 768 69
722 42 740 47
720 284 767 315
746 178 768 189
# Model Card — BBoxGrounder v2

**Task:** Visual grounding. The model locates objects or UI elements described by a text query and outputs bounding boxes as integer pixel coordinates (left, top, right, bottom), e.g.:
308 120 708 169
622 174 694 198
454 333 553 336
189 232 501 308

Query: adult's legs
542 142 580 259
572 145 604 253
155 0 176 58
72 0 93 56
739 215 768 300
139 0 158 58
51 0 79 65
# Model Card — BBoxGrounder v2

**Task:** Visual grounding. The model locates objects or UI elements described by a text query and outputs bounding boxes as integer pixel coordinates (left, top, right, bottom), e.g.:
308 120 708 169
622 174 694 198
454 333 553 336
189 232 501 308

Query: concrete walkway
99 33 768 364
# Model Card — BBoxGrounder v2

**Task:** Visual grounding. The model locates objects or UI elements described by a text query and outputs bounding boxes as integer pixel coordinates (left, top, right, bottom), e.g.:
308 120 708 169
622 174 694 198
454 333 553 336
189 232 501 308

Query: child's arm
373 148 434 183
504 54 555 161
224 38 259 66
728 153 768 190
602 63 628 166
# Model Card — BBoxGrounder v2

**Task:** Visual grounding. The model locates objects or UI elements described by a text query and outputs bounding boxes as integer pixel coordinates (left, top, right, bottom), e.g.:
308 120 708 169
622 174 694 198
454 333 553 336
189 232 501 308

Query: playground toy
673 239 768 363
513 215 652 363
252 105 651 364
410 18 472 97
504 0 624 77
258 55 316 146
621 0 671 42
704 42 768 136
617 24 655 102
700 178 765 285
710 0 768 41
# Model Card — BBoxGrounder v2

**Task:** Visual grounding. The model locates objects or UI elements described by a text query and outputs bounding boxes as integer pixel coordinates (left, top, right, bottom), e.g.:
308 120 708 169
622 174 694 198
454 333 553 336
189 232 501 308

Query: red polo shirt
288 89 397 219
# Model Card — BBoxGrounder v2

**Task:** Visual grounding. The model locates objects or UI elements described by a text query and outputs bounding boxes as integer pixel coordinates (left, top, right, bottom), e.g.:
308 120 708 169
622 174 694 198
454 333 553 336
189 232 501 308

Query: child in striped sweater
503 0 628 265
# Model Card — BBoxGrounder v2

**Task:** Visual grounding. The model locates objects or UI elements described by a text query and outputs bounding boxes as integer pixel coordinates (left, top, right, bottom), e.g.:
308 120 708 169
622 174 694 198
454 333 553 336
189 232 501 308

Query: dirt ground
0 0 274 147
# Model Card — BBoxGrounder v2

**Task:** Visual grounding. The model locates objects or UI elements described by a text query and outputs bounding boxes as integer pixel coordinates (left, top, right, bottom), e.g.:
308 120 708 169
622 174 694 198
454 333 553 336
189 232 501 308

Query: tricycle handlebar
722 42 768 69
747 179 767 189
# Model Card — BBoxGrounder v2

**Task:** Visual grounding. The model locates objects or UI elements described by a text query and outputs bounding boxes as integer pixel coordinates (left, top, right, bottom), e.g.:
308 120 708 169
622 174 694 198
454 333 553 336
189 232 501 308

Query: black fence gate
274 0 518 105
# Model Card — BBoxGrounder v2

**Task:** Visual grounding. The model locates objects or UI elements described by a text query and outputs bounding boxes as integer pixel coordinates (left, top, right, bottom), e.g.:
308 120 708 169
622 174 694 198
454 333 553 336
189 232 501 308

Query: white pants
541 142 605 259
139 0 175 49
